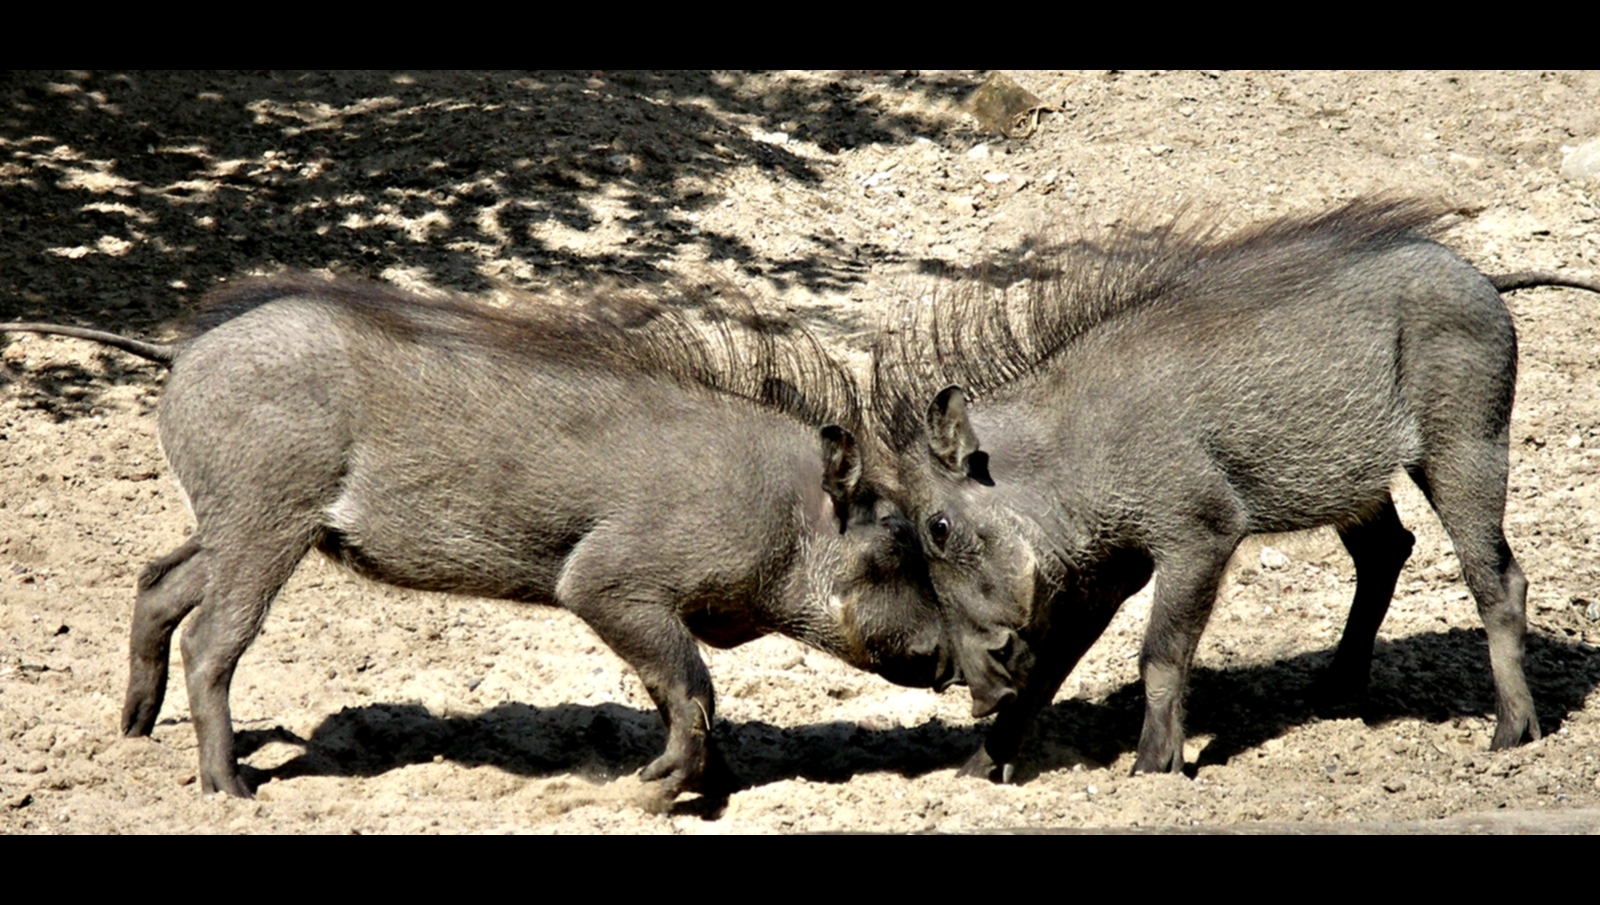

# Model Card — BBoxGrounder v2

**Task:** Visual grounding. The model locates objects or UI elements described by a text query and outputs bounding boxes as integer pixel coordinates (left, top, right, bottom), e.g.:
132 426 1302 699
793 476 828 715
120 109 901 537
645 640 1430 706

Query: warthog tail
1489 271 1600 295
0 323 176 365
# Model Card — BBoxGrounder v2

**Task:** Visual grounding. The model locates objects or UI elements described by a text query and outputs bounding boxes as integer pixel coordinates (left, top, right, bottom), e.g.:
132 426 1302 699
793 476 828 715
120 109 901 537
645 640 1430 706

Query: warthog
4 274 958 802
871 198 1600 780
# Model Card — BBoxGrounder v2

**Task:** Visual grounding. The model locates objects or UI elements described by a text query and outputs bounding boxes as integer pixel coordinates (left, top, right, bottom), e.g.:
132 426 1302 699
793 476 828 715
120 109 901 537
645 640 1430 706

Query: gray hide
6 275 955 802
874 198 1598 781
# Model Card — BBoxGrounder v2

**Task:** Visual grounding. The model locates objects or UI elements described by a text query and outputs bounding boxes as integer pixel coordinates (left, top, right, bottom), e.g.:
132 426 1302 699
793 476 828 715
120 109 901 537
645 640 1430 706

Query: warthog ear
927 386 995 486
820 425 863 533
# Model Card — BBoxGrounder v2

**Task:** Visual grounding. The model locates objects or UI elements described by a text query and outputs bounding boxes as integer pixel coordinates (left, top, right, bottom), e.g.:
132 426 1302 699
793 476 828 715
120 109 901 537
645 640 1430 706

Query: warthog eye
928 513 951 548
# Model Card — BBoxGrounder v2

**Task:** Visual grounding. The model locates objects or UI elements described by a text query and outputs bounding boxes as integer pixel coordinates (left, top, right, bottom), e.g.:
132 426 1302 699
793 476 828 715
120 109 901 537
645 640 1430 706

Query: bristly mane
193 272 864 432
871 197 1456 451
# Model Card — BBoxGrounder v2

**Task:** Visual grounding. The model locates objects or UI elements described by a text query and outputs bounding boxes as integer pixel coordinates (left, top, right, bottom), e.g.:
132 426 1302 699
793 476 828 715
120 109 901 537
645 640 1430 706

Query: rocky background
3 71 1599 832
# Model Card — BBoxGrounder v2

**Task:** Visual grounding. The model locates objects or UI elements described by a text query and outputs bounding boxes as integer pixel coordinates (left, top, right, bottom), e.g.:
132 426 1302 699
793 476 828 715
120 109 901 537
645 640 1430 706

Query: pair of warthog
7 198 1597 803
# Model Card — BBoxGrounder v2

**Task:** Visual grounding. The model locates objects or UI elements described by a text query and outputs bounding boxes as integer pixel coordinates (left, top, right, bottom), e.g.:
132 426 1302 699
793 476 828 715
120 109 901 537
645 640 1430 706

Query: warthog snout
963 626 1025 717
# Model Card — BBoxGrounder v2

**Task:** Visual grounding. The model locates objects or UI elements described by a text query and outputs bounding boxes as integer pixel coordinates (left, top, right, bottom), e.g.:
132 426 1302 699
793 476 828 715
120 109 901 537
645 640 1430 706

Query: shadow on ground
1 70 983 331
243 628 1600 796
0 349 163 421
245 700 983 794
1016 628 1600 781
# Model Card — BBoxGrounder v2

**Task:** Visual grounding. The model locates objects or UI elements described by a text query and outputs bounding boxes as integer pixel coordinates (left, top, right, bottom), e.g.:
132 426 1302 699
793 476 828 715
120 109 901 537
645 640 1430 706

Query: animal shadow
244 699 982 811
1017 628 1600 780
0 354 162 422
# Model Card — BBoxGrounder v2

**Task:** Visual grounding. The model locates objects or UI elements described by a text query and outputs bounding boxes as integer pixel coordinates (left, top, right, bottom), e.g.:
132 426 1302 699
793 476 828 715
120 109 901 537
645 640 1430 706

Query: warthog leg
1133 535 1239 775
1411 450 1539 748
962 552 1152 782
122 538 208 737
556 535 726 800
1321 499 1415 703
178 528 312 797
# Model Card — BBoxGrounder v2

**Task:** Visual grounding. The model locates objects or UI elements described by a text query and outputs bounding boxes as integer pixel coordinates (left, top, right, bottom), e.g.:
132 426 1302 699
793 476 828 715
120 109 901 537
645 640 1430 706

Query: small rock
969 72 1041 137
21 726 55 754
982 172 1010 184
946 196 979 215
1383 780 1407 793
1586 600 1600 623
1560 138 1600 183
966 143 990 160
1260 546 1288 570
1567 434 1584 449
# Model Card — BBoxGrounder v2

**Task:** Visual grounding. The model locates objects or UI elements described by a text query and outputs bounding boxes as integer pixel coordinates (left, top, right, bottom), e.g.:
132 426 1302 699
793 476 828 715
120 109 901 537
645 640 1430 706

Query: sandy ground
3 70 1599 833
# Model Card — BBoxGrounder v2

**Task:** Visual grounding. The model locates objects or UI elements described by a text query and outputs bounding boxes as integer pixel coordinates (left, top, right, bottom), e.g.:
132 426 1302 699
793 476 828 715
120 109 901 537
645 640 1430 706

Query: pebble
1259 546 1288 570
946 196 979 215
1559 138 1600 183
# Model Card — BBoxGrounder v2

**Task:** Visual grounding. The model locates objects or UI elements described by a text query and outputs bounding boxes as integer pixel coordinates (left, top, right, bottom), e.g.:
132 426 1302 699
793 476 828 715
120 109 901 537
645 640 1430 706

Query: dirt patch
4 70 1600 833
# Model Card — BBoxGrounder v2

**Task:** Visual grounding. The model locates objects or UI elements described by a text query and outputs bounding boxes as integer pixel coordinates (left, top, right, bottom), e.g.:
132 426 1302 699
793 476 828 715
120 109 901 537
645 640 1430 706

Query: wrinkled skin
24 277 959 803
895 214 1547 781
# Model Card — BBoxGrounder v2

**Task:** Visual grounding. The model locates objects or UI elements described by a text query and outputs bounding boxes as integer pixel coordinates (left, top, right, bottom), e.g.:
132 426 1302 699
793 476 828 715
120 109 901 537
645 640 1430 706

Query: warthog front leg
556 542 734 803
576 601 726 801
963 552 1153 782
1133 537 1237 775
